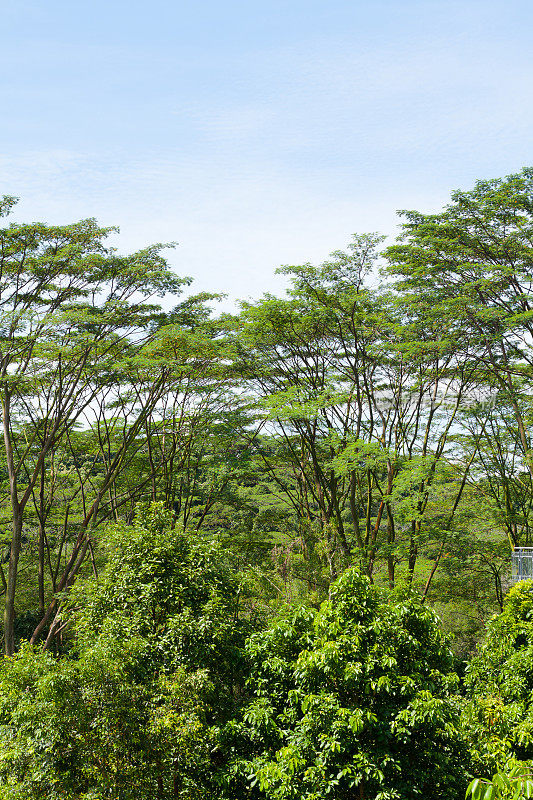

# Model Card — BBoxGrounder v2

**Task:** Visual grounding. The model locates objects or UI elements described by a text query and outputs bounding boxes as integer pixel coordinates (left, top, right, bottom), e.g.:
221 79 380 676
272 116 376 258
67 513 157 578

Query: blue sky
1 0 532 303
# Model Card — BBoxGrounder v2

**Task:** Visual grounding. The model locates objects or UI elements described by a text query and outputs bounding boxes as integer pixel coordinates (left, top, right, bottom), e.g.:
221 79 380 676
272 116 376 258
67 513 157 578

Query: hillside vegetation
0 170 533 797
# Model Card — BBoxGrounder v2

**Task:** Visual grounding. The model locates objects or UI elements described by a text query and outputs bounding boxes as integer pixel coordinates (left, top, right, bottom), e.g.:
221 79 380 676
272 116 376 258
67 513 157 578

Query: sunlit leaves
229 569 465 800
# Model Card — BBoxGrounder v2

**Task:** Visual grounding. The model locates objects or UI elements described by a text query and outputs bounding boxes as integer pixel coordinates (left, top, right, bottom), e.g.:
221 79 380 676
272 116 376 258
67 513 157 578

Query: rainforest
1 170 533 799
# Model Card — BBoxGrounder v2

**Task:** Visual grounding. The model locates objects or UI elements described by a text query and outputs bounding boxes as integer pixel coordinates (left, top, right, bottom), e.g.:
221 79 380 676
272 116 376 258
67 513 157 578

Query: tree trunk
408 524 418 586
38 521 45 617
4 507 22 656
387 504 395 589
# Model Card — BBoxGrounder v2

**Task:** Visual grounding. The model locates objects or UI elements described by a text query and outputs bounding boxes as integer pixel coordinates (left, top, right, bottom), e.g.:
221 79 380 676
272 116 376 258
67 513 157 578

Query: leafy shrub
223 569 467 800
466 762 533 799
464 580 533 773
0 503 250 799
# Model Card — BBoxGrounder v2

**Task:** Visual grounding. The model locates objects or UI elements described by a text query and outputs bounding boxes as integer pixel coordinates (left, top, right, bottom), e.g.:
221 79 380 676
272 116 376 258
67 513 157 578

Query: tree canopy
1 171 533 797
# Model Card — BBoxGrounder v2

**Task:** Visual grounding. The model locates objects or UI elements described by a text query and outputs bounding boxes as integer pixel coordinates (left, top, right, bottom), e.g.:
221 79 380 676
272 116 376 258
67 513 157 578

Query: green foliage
0 503 250 799
464 581 533 772
225 569 467 800
3 170 533 796
466 763 533 800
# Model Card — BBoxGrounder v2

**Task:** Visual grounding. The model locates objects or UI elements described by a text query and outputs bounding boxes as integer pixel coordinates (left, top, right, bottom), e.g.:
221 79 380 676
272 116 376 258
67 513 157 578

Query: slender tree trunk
387 504 395 589
3 390 20 657
38 460 46 616
408 523 418 586
38 521 45 617
4 507 22 656
31 375 170 647
349 471 365 560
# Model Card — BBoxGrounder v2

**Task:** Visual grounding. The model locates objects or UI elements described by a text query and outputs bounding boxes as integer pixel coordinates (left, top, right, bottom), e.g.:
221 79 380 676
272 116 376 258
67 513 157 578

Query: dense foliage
463 581 533 774
1 169 533 796
0 504 249 799
225 571 466 800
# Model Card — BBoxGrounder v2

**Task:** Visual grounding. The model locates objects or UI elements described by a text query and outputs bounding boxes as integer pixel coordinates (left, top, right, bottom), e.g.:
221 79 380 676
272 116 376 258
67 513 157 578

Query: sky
1 0 532 305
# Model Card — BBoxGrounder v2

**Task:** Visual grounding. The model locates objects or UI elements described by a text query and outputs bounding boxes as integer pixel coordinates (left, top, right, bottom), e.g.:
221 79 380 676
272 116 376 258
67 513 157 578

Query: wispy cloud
0 0 531 303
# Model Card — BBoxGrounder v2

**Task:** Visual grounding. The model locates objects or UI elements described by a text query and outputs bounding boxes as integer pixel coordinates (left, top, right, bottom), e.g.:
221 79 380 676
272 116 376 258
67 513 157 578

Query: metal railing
511 548 533 583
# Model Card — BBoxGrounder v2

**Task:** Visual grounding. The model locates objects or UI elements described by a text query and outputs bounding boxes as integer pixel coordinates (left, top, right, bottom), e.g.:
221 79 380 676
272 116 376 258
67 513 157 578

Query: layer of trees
0 507 531 799
0 169 533 797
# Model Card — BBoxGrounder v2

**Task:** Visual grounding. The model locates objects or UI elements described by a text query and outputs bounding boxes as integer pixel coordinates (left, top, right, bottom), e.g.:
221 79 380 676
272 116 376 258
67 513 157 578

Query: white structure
511 548 533 583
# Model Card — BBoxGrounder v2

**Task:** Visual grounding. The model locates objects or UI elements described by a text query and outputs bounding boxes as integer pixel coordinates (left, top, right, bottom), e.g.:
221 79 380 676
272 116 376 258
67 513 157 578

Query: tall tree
238 234 475 589
385 168 533 487
0 198 186 654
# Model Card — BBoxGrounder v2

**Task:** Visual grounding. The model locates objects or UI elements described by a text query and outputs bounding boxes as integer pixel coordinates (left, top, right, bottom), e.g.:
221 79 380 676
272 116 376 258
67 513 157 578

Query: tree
224 569 467 800
385 168 533 497
463 580 533 774
0 503 251 799
238 234 476 593
0 198 189 654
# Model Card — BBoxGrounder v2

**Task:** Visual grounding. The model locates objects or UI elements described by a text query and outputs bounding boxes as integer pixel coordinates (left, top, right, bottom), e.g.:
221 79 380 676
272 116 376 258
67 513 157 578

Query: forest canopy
1 169 533 798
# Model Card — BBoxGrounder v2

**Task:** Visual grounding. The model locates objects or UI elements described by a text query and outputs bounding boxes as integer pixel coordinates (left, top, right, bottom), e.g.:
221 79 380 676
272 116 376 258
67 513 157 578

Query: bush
0 503 251 799
223 569 467 800
463 580 533 774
